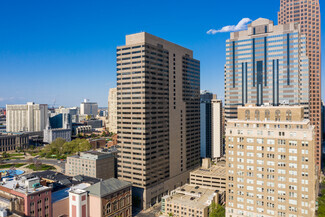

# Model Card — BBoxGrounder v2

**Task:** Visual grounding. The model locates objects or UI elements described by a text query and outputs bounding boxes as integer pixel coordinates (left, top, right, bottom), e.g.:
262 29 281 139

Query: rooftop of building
85 178 131 198
229 17 302 41
163 184 219 209
120 32 194 56
51 183 89 203
239 104 305 109
0 175 50 195
69 187 87 195
45 128 71 132
27 171 100 191
190 161 226 178
68 150 113 160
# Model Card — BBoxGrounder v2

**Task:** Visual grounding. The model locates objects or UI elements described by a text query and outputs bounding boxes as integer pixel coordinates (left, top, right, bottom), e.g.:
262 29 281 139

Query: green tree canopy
209 202 225 217
41 138 91 158
318 189 325 216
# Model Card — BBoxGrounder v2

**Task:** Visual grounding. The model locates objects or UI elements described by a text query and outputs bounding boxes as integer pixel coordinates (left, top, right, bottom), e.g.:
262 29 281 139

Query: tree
27 158 34 164
2 152 9 159
209 202 225 217
41 138 91 158
318 189 325 216
34 160 42 170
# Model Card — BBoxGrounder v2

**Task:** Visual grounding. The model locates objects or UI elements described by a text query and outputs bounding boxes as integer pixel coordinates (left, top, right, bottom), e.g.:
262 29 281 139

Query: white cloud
207 18 252 34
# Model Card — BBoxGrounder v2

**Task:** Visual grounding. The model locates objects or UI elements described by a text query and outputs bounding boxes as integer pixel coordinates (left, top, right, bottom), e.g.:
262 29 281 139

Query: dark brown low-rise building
0 133 29 151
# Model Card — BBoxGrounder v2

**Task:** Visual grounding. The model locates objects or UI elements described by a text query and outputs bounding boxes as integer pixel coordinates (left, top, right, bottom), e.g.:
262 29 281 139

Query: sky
0 0 324 107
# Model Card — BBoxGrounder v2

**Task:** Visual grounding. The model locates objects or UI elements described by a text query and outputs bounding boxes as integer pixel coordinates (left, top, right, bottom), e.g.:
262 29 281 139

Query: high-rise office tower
200 90 216 158
116 32 200 209
278 0 322 169
108 87 117 134
200 91 223 159
6 102 48 132
224 18 309 119
80 99 98 117
226 105 317 217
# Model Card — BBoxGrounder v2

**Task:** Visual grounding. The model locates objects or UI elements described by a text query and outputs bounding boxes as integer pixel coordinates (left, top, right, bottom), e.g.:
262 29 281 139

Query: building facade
200 93 223 159
190 158 226 192
108 88 117 134
200 91 216 158
6 102 48 132
80 99 98 117
43 128 71 144
85 178 132 217
224 18 309 119
116 32 200 208
44 113 72 144
278 0 322 170
0 133 29 151
69 188 88 217
211 99 223 158
0 175 52 217
161 184 221 217
65 151 115 180
225 105 317 217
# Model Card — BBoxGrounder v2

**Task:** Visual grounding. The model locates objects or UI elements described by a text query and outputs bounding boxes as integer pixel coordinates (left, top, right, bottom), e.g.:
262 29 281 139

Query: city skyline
1 0 323 107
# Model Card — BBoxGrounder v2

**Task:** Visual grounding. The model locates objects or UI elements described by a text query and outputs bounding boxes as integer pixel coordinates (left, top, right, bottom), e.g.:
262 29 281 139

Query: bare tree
34 160 42 170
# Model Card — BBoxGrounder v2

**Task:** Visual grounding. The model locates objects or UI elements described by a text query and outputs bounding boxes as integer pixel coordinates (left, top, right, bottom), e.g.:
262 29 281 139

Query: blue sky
0 0 324 107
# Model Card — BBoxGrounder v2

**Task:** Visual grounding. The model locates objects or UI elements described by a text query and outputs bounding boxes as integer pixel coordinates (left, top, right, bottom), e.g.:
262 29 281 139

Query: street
5 158 65 172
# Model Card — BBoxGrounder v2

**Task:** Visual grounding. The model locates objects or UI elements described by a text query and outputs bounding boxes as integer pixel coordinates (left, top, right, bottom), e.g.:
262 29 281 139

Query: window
275 110 281 121
245 110 250 120
286 110 292 121
106 203 111 214
265 110 270 120
113 201 118 211
255 110 260 120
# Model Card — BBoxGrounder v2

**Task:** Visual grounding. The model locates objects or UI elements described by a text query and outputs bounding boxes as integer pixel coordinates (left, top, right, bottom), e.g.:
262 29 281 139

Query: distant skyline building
43 113 72 144
80 99 98 117
54 106 79 123
49 113 72 129
226 105 317 217
200 91 223 159
224 18 309 119
6 102 48 132
116 32 200 209
108 87 117 134
278 0 322 170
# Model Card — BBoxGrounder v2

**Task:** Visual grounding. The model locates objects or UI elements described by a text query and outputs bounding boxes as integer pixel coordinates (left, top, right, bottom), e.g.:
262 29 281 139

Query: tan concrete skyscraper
116 32 200 209
278 0 322 168
226 105 317 217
